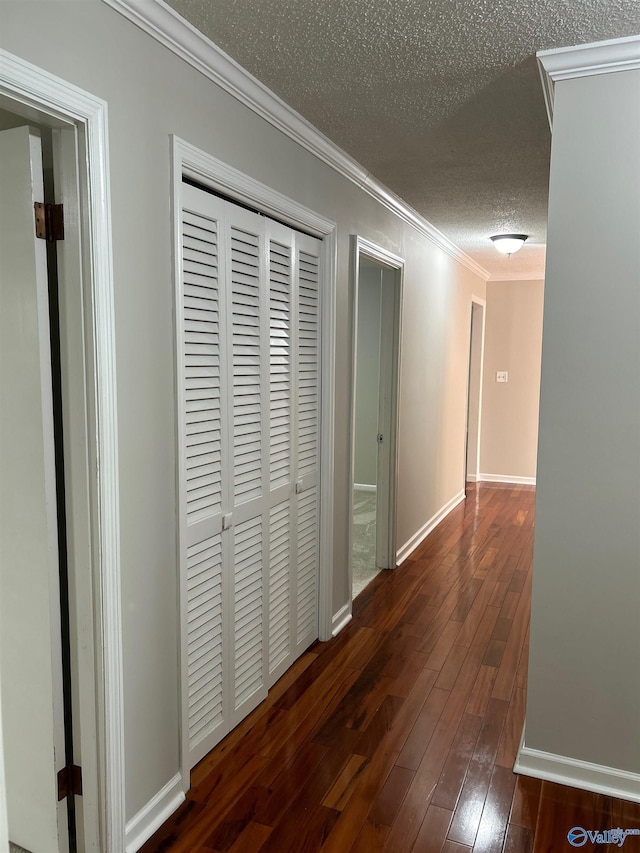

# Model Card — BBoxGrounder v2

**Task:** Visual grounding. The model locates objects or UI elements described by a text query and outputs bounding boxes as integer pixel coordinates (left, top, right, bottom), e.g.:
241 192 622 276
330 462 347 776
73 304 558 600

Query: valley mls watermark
567 826 640 847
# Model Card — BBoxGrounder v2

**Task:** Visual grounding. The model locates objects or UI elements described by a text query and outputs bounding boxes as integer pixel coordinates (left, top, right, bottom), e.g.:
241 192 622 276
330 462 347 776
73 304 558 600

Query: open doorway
465 298 485 487
349 237 403 600
0 52 124 852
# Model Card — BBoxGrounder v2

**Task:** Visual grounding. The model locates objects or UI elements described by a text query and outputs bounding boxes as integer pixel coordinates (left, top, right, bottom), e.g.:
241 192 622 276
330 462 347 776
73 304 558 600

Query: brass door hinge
34 202 64 241
57 764 82 800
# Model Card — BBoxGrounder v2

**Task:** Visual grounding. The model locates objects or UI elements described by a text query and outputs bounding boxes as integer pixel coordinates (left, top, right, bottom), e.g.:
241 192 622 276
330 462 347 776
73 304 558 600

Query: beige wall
479 279 543 481
1 0 486 825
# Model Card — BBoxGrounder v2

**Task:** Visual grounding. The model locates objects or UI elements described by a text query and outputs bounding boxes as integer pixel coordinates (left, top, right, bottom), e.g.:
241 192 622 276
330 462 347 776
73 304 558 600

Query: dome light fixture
490 234 528 256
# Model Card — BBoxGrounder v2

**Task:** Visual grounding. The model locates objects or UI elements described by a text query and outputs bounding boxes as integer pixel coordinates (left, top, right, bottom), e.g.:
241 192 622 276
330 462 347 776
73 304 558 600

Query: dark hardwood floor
142 483 640 852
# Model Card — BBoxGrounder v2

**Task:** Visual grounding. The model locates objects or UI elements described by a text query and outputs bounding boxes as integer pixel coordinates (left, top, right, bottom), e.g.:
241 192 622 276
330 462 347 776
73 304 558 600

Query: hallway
142 484 640 852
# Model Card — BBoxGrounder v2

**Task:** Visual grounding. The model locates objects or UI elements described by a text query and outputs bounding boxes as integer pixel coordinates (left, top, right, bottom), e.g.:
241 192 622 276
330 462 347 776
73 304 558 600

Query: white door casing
0 125 69 853
0 49 124 853
349 236 404 595
172 138 336 785
375 268 401 569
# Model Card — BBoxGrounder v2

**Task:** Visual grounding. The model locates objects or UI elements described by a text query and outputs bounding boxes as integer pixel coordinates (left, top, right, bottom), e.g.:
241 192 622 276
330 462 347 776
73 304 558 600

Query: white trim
466 474 478 483
100 0 489 282
0 50 125 851
396 491 465 565
354 483 377 493
124 773 185 853
515 729 640 804
537 35 640 126
478 474 536 486
488 272 546 282
331 603 353 637
348 235 404 611
352 236 405 271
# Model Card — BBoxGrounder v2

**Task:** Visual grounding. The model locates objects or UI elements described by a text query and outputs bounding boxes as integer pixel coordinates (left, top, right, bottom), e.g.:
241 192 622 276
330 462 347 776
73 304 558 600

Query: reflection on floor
352 487 381 598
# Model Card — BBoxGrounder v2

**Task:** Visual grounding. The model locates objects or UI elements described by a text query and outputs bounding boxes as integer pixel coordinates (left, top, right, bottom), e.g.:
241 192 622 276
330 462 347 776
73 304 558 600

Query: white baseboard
478 473 536 486
331 602 352 636
353 483 377 492
396 490 465 565
466 473 478 482
515 728 640 804
125 772 185 853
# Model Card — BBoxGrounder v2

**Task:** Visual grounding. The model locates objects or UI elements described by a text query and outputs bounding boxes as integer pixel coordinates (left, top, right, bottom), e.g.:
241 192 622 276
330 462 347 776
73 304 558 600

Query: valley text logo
567 826 640 847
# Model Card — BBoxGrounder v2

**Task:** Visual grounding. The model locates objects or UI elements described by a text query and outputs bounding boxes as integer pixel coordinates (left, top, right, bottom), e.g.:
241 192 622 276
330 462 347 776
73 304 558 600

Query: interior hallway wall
525 66 640 783
1 0 486 828
479 279 543 482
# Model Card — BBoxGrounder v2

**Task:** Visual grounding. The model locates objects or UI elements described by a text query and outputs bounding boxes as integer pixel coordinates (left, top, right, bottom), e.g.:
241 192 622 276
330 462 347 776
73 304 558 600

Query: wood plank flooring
141 483 640 852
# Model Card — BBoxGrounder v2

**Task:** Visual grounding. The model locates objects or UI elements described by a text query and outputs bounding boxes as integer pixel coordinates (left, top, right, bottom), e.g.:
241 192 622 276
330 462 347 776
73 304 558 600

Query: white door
465 301 484 485
225 203 270 730
0 127 69 852
375 268 397 569
265 219 321 683
178 184 321 769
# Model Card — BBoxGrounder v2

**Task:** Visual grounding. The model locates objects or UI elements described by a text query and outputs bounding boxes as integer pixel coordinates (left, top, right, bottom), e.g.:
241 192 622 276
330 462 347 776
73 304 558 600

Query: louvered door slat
185 534 223 754
297 249 320 477
268 501 291 677
231 226 262 506
181 204 223 525
296 489 318 644
233 516 264 709
269 239 291 491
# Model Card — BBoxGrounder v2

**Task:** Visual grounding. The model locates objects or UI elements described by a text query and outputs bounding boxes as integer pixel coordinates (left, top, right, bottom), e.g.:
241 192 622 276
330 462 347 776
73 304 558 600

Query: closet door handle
222 513 233 531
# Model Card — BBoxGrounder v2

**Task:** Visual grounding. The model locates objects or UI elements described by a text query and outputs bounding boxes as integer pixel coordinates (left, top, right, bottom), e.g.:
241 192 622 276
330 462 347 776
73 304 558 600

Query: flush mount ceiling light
490 234 528 256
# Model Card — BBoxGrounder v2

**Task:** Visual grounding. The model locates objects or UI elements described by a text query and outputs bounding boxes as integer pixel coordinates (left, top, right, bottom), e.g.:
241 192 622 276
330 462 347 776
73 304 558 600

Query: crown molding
100 0 489 281
538 35 640 127
487 272 545 282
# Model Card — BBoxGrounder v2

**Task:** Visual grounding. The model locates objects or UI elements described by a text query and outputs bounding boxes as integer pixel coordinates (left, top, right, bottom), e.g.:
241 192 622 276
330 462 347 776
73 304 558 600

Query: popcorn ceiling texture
166 0 640 278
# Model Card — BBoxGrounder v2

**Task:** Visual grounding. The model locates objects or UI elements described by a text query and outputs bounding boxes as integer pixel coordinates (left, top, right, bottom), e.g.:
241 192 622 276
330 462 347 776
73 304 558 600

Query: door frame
348 236 404 602
464 297 486 486
171 136 337 792
0 50 125 852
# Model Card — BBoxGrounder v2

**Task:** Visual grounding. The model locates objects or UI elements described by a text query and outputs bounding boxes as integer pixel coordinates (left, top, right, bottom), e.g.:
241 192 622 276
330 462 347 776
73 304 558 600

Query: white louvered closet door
265 221 295 685
265 223 321 684
294 234 321 655
224 206 270 728
179 182 321 769
179 184 230 767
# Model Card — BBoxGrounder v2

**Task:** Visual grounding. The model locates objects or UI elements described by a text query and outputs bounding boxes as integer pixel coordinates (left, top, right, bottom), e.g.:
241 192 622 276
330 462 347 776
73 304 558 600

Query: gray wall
0 0 486 821
480 280 543 481
526 69 640 774
354 266 382 486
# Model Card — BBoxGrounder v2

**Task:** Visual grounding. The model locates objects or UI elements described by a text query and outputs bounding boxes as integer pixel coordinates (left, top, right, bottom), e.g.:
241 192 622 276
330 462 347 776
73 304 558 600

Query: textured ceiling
165 0 640 279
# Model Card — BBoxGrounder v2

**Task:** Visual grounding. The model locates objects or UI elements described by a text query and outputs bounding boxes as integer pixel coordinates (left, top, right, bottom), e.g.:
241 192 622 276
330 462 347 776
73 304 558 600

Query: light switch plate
496 371 508 383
